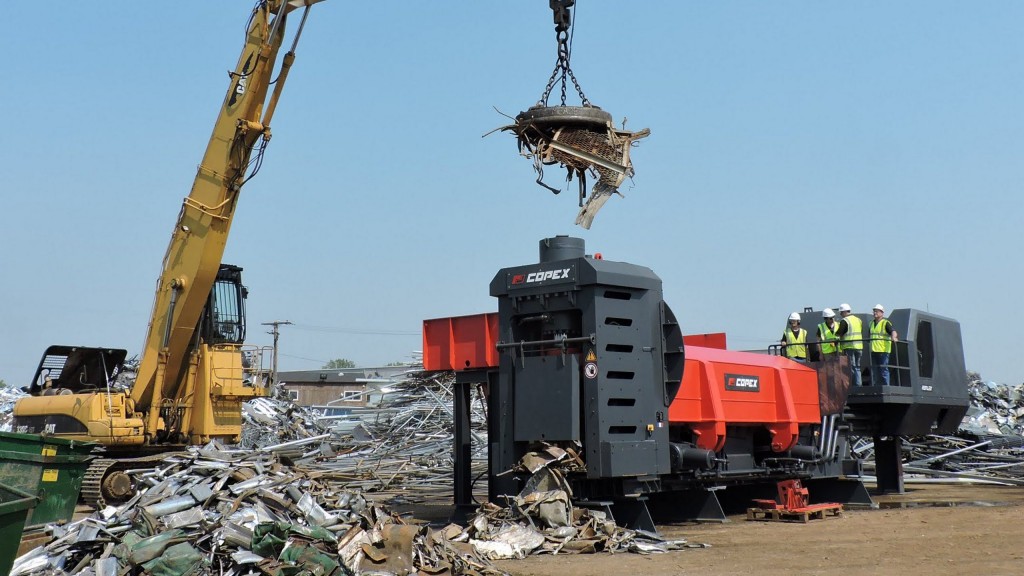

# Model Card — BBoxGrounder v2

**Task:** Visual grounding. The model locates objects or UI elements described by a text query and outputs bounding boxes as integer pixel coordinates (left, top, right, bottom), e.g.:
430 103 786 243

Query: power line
289 323 419 336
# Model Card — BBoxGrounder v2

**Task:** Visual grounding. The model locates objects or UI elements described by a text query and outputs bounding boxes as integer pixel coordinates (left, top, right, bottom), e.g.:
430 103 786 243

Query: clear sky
3 2 1021 385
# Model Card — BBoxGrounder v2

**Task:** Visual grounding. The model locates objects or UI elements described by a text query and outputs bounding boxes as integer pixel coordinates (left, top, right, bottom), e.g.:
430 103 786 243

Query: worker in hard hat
780 312 808 362
816 308 841 358
834 303 863 386
869 304 899 386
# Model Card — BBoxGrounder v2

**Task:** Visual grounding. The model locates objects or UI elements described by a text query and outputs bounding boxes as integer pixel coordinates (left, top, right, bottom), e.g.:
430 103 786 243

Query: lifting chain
538 0 591 108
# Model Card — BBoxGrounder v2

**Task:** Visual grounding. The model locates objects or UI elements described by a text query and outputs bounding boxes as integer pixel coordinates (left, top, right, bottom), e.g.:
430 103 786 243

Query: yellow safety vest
784 328 808 359
841 315 863 351
818 321 839 355
871 319 893 353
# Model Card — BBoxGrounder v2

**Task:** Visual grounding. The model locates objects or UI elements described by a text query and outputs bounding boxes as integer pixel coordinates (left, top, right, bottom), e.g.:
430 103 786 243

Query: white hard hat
838 303 851 313
789 312 801 322
822 308 835 318
873 304 885 313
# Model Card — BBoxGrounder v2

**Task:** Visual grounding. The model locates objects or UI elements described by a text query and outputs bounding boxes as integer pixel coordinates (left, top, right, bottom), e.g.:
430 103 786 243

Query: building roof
277 365 418 386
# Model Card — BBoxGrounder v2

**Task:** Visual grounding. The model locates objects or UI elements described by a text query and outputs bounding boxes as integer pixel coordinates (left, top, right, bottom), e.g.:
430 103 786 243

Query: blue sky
3 2 1021 385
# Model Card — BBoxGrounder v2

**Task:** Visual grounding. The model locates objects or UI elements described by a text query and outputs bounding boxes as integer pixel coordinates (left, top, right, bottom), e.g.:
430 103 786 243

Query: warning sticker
585 349 597 362
42 469 59 482
41 446 57 457
584 362 598 379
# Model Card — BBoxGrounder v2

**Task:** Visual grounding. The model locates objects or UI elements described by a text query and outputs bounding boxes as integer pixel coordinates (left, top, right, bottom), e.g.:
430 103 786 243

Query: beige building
277 366 411 408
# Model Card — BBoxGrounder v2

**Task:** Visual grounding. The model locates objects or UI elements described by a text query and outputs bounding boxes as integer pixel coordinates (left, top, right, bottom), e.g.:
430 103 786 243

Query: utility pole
261 320 292 394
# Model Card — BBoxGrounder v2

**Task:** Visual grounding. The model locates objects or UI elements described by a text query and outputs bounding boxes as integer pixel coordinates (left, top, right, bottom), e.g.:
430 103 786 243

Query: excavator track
81 452 190 509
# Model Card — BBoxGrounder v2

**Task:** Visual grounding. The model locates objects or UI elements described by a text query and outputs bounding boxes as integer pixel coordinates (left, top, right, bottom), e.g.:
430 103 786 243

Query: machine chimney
539 236 585 263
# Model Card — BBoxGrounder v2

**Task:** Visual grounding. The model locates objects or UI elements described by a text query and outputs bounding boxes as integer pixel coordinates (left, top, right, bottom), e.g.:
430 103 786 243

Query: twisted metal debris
850 372 1024 485
501 110 650 230
465 445 704 558
490 0 651 230
11 446 503 576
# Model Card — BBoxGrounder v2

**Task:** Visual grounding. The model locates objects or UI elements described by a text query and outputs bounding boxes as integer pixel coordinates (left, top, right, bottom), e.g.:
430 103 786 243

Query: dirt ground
492 483 1024 576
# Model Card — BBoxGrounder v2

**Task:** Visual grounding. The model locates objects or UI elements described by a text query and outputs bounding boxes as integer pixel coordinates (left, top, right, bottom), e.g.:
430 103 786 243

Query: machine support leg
804 477 876 508
651 489 727 523
453 376 473 509
611 498 656 533
488 367 517 503
874 436 905 494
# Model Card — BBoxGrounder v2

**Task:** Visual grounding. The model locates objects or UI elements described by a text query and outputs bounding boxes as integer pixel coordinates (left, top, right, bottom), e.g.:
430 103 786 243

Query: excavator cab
202 264 248 346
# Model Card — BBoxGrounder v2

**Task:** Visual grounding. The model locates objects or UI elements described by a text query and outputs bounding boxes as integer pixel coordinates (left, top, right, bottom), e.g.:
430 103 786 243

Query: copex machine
423 237 970 528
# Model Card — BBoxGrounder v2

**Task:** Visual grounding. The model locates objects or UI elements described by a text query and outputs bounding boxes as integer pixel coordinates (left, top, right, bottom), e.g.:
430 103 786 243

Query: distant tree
324 358 356 369
386 361 405 367
0 378 6 388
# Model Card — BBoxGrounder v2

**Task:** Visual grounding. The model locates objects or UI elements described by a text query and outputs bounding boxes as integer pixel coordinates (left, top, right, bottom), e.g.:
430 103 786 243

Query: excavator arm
131 1 323 423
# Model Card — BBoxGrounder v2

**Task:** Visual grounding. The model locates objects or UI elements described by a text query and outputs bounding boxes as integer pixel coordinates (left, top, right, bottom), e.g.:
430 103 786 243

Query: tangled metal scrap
11 447 504 576
500 107 649 230
11 428 699 575
851 373 1024 485
468 444 704 558
494 0 649 230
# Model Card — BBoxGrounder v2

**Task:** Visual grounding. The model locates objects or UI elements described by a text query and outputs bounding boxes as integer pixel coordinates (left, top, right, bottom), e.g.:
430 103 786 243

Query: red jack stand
747 479 844 522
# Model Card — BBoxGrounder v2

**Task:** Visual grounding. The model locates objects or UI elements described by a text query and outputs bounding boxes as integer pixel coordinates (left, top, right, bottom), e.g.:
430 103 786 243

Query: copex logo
725 373 760 392
509 267 573 287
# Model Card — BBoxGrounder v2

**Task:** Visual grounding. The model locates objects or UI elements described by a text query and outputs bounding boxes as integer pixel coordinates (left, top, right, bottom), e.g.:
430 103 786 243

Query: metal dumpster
0 483 39 576
0 432 94 529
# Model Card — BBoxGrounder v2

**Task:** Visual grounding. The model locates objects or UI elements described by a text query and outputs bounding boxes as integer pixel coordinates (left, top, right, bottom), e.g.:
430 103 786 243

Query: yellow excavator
11 0 326 504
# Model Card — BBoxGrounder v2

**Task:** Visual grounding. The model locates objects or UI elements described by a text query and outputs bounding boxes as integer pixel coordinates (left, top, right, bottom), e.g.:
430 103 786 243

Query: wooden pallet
746 503 843 523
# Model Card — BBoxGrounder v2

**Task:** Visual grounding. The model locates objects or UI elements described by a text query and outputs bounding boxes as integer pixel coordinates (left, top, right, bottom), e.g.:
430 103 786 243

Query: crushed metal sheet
10 445 504 576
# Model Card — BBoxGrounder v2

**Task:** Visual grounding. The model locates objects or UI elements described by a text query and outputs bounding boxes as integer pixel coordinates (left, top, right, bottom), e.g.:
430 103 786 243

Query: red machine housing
423 313 822 454
670 346 821 453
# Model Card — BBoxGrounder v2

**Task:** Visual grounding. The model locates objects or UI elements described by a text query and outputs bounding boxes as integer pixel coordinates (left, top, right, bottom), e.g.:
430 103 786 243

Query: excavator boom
133 1 319 413
13 1 325 455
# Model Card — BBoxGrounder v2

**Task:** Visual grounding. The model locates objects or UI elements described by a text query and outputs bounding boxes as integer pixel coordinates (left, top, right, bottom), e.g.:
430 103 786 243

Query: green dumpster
0 483 39 576
0 432 94 529
0 431 95 458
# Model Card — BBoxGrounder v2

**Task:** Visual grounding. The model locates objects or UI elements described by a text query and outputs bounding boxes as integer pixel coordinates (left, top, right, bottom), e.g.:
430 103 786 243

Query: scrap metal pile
10 433 698 576
0 386 24 430
959 372 1024 436
11 446 505 576
851 372 1024 485
239 372 489 504
469 444 702 558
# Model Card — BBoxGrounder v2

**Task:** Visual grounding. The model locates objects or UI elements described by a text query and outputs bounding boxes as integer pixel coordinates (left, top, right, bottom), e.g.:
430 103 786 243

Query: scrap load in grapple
496 0 649 229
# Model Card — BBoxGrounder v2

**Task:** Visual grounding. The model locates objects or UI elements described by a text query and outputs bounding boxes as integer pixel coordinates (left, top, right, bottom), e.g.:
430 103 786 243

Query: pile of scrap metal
11 444 700 576
959 372 1024 436
240 397 336 450
906 434 1024 484
467 445 704 559
12 445 503 576
273 372 489 504
848 372 1024 485
0 385 25 430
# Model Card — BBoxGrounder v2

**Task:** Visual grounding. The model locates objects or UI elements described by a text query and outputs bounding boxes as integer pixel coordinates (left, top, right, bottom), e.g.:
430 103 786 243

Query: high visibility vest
818 321 839 355
841 315 863 351
871 319 893 353
784 328 808 359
